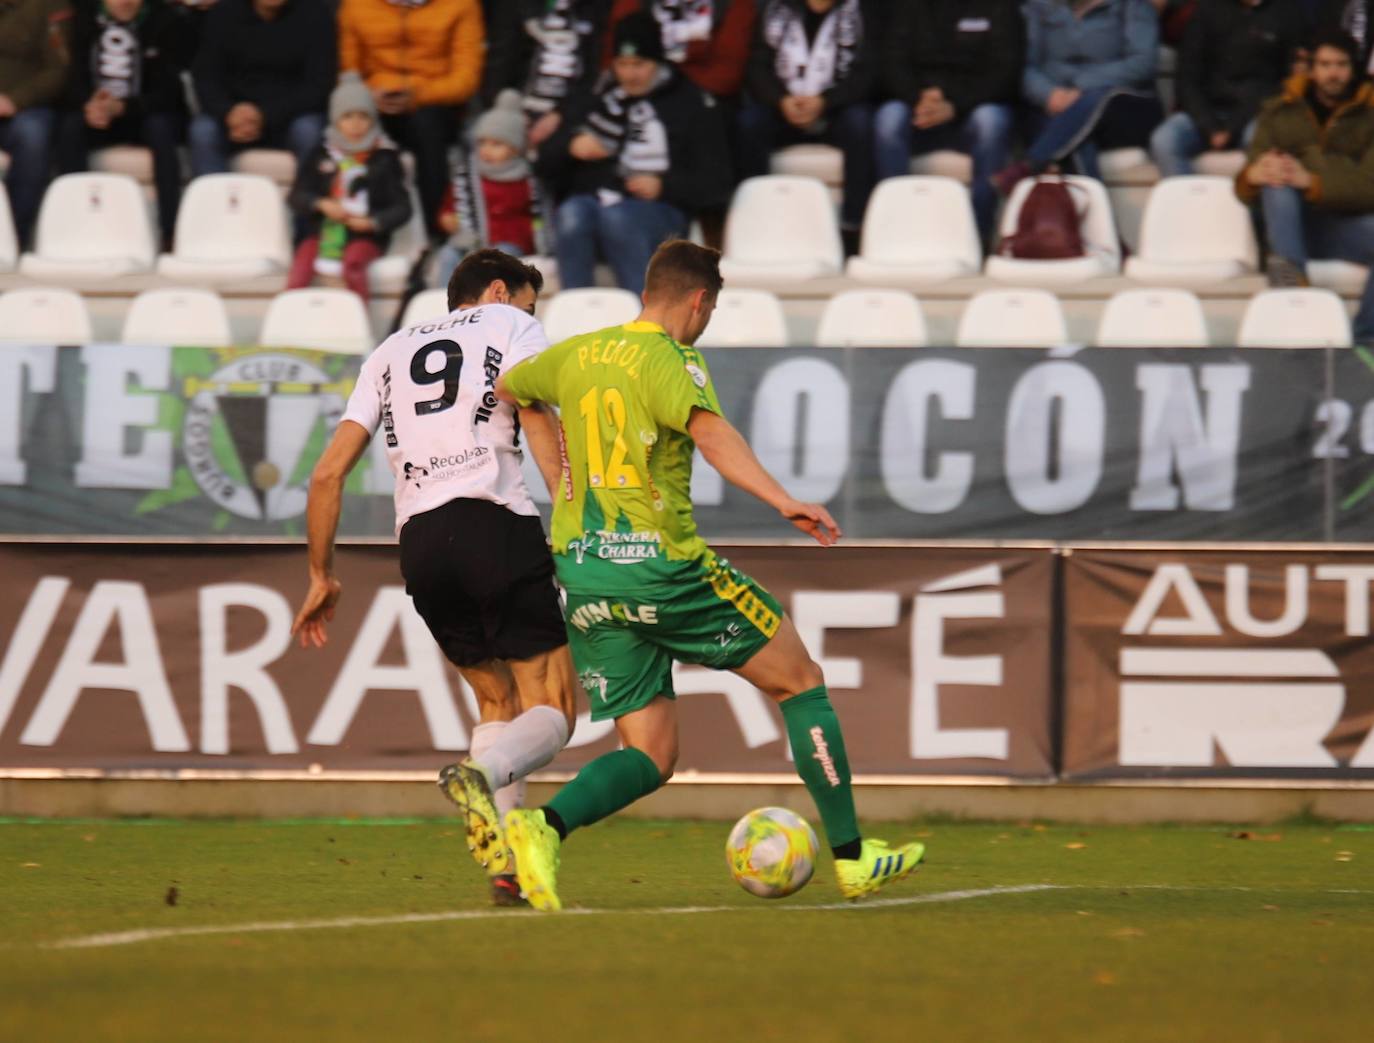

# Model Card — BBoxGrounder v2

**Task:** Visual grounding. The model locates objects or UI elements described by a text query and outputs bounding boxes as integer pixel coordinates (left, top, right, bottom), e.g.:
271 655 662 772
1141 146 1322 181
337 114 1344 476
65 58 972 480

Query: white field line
46 884 1059 951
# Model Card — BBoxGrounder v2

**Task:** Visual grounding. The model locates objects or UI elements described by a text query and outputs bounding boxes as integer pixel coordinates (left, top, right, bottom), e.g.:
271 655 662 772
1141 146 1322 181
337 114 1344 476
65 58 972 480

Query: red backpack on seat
998 176 1086 260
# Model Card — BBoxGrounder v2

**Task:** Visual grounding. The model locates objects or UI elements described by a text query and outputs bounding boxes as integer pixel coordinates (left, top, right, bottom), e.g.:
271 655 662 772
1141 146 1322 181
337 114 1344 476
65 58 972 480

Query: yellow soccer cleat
437 761 511 877
834 838 925 900
504 808 562 912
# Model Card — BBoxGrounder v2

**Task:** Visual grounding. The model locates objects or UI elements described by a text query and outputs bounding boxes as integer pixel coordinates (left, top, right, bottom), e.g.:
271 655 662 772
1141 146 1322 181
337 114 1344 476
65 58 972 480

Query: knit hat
612 11 666 63
473 89 528 151
330 73 377 124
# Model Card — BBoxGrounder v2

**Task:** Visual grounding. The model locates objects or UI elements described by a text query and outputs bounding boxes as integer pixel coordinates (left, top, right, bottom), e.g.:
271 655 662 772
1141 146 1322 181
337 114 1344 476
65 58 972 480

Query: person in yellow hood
339 0 484 237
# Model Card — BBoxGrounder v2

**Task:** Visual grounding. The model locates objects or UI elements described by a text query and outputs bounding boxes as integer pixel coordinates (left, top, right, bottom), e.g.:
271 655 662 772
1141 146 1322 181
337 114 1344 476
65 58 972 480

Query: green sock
546 747 663 836
780 686 861 851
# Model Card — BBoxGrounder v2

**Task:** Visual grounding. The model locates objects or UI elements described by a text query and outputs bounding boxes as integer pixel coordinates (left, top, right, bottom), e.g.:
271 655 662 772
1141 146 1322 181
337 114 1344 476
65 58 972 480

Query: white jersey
342 303 549 534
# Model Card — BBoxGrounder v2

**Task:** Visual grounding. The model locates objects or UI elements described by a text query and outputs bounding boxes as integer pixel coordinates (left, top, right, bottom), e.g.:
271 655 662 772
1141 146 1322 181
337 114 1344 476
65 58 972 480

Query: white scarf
653 0 715 63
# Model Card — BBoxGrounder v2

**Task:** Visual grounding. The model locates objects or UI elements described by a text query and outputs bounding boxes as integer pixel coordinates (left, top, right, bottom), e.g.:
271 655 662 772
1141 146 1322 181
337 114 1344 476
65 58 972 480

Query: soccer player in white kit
291 250 578 906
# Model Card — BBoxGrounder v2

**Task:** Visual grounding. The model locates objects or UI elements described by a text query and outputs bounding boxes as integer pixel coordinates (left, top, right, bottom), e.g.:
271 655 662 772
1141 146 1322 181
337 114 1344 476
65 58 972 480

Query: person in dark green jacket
1238 28 1374 343
0 0 71 247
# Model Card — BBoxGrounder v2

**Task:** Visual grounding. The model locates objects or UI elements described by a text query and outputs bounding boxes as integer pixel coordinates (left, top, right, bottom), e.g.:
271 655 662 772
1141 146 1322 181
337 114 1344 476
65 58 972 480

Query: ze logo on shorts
568 601 660 632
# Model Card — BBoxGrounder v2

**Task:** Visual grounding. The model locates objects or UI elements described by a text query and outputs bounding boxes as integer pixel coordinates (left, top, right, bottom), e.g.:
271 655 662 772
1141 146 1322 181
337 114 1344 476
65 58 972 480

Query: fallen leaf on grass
1262 905 1280 912
1230 832 1283 842
1065 842 1087 850
337 858 351 866
1335 851 1354 862
1312 920 1333 927
1110 927 1145 939
81 834 96 843
1093 971 1118 986
165 886 178 907
1076 910 1094 917
21 862 40 868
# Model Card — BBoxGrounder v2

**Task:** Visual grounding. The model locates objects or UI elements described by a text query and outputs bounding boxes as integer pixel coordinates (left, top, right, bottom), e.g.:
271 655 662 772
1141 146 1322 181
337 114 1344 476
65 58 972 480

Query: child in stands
287 74 412 304
430 88 552 289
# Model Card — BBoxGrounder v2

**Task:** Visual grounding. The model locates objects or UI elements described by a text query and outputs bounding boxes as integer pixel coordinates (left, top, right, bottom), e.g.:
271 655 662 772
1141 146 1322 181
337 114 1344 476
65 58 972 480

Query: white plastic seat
121 288 234 347
985 175 1121 285
20 173 156 278
259 288 374 354
0 287 94 343
0 182 15 271
1124 176 1258 285
770 143 843 186
1308 260 1370 295
908 150 972 182
231 149 298 186
1096 289 1209 347
1193 151 1247 178
400 288 452 328
847 176 981 285
540 287 641 343
1237 289 1352 348
815 289 928 347
720 176 842 284
956 289 1068 348
695 289 788 347
158 174 291 282
91 145 155 184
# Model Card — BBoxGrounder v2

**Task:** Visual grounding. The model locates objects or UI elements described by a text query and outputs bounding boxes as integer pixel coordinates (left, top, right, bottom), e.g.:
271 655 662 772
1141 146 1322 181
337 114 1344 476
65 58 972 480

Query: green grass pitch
2 816 1372 1042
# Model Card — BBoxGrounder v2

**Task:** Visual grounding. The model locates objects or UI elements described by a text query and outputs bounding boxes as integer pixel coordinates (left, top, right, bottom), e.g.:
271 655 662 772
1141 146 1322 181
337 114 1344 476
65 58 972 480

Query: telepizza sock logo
809 726 841 787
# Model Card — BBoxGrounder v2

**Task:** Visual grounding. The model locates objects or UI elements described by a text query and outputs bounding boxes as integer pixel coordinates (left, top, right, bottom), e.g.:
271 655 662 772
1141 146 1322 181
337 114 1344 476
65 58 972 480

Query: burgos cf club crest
179 352 350 521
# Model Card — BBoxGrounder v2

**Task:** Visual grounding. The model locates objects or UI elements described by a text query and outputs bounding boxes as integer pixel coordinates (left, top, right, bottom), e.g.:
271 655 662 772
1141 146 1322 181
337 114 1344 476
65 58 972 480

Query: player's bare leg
733 615 925 899
506 697 677 911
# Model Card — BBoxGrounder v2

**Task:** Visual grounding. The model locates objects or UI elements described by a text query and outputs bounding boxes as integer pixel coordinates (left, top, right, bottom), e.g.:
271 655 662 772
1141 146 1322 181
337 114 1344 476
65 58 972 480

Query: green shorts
562 557 784 721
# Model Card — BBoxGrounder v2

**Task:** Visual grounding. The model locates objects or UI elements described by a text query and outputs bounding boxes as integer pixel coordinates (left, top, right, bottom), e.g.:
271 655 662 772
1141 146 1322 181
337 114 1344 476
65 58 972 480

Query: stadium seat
1193 151 1247 178
258 288 374 354
91 144 156 184
815 289 928 347
231 149 298 186
121 288 234 347
770 143 842 185
20 173 157 278
695 289 788 347
985 175 1120 285
720 176 842 283
1096 289 1210 347
157 174 291 283
0 183 15 271
1308 260 1370 296
0 287 94 344
908 150 972 182
1236 289 1352 348
399 288 452 328
541 287 640 343
846 177 981 285
367 187 427 295
1124 176 1258 285
956 289 1068 348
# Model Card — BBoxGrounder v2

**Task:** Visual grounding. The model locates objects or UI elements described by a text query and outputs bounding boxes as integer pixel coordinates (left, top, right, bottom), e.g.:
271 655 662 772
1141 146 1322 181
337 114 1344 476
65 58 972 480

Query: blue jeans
187 111 325 177
874 99 1014 244
1150 111 1256 178
554 193 687 294
735 101 875 230
0 107 56 248
1024 87 1162 180
1261 185 1374 342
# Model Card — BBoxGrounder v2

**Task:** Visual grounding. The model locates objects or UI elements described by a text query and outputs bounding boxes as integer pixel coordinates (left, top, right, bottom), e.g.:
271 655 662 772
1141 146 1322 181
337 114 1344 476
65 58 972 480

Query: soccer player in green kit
495 240 925 910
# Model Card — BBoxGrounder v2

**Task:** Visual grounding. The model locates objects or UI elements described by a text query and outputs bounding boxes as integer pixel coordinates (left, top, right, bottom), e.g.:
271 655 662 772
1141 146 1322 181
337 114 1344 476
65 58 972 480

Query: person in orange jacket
338 0 485 238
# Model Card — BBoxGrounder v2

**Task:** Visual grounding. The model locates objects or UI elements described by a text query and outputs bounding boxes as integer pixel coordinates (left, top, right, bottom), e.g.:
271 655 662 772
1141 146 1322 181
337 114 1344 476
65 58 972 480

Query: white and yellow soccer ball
725 807 819 899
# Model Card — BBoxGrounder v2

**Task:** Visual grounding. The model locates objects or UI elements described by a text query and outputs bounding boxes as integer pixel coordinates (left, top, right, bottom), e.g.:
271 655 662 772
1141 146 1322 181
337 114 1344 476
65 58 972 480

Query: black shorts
398 498 566 667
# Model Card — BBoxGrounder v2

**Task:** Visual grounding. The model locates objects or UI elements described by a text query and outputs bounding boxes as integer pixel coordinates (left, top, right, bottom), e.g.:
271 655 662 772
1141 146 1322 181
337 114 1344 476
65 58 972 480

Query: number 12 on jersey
579 386 642 489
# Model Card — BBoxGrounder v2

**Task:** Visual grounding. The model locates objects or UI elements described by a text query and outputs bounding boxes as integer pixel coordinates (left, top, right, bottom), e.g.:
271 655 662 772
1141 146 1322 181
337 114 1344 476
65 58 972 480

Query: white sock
469 705 569 795
469 722 524 816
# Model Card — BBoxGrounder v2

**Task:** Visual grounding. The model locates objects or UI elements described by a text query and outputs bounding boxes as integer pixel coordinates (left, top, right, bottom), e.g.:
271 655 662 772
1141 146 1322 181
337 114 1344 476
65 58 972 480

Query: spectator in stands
1151 0 1306 178
339 0 484 240
189 0 335 181
1318 0 1374 70
57 0 195 249
535 12 732 293
429 88 552 288
1238 29 1374 343
286 74 412 303
605 0 757 100
875 0 1023 245
481 0 610 148
991 0 1163 193
736 0 878 246
0 0 70 249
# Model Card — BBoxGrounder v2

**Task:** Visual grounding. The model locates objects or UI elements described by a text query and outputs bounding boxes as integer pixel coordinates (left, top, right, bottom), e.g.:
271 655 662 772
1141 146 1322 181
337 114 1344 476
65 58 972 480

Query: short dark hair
1310 28 1361 68
643 240 723 303
447 248 545 311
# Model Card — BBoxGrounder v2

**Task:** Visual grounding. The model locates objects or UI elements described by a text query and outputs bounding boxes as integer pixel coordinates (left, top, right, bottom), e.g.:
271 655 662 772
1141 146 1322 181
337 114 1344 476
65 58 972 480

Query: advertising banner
5 343 1371 540
0 543 1056 777
1063 547 1374 778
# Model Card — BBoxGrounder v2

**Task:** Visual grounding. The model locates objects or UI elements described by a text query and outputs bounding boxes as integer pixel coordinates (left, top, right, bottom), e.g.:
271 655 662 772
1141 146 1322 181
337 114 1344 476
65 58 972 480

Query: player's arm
292 420 373 648
687 408 841 547
519 402 564 499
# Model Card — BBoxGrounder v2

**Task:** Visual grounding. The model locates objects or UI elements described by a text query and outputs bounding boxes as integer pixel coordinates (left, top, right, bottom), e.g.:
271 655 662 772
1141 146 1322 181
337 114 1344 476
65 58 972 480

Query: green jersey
503 320 722 593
